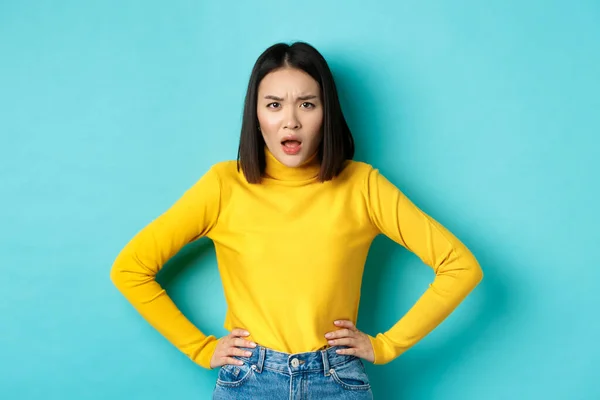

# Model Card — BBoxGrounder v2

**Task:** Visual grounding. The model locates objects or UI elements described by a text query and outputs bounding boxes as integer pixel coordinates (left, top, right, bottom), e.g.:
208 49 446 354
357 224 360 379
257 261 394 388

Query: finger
233 337 257 349
228 346 254 357
222 356 244 366
334 320 357 330
230 328 250 337
325 328 353 339
335 347 358 356
327 337 355 347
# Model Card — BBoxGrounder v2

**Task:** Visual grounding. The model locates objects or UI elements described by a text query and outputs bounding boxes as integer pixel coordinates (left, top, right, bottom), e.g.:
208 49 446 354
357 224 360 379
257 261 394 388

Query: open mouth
281 138 302 155
281 139 302 147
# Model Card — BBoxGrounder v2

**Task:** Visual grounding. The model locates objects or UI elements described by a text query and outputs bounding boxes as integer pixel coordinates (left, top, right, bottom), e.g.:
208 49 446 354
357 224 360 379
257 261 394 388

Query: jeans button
291 358 300 368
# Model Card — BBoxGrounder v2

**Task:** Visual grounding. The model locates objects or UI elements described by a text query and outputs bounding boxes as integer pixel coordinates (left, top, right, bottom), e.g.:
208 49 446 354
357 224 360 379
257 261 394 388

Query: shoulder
201 160 247 194
209 160 239 177
336 160 397 198
337 160 377 183
185 160 240 190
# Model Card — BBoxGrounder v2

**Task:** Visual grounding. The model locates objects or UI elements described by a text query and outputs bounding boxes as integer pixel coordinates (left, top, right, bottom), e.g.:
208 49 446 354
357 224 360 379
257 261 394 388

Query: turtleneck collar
264 146 321 182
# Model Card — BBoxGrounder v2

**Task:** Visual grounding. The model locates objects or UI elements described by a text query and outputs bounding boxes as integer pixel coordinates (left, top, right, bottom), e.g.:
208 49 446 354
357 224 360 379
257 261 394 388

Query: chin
279 153 306 168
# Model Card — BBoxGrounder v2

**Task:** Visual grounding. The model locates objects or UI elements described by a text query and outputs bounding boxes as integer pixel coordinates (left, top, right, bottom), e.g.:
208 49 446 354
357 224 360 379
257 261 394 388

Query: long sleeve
110 166 222 369
363 167 483 364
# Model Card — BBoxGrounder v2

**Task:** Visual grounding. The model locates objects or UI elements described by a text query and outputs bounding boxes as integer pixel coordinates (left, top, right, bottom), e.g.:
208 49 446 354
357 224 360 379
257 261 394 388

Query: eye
301 102 315 109
267 102 281 109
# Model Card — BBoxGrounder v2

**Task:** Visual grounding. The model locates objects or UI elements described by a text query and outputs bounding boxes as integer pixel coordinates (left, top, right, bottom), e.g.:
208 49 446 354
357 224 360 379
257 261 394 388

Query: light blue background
1 1 598 399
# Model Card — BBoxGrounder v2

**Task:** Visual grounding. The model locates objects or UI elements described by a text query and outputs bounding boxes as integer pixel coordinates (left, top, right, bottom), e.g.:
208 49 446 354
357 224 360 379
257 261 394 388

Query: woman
110 42 483 399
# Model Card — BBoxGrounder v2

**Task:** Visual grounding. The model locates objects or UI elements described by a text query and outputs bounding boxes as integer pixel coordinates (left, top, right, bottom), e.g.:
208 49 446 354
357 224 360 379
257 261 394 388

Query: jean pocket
216 362 255 388
329 359 371 391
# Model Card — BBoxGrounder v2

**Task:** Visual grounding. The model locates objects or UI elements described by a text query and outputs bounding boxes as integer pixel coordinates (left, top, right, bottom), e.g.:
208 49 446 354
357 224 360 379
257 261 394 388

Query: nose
284 107 301 130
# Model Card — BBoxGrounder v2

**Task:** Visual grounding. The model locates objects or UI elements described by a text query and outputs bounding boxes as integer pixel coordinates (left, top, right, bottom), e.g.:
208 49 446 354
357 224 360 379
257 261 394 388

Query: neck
264 146 320 181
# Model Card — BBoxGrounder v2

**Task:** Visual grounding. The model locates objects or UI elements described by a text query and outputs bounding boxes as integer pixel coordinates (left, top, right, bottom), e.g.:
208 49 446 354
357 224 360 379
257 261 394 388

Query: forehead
258 67 320 95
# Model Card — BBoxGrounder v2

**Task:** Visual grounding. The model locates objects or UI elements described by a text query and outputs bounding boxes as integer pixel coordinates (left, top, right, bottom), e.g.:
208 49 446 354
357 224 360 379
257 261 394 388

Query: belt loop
255 346 266 373
321 348 330 376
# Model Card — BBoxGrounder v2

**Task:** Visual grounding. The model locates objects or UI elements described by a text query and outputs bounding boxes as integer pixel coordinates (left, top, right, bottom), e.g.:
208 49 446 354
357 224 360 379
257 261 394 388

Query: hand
324 320 375 363
209 328 257 368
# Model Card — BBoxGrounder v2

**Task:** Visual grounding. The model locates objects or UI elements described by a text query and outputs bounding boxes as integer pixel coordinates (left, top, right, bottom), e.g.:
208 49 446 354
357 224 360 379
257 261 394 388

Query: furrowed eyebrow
263 94 318 101
297 95 318 101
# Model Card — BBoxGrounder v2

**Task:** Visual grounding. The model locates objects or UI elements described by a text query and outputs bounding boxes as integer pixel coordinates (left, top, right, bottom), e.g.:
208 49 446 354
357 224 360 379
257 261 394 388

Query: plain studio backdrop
1 1 598 399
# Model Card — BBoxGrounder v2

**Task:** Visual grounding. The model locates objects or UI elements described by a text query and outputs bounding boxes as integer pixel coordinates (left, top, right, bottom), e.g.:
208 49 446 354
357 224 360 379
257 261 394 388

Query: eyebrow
263 95 318 101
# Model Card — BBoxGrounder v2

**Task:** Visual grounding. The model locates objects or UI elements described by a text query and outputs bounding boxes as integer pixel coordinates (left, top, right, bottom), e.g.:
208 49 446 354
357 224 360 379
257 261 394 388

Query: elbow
446 250 483 292
440 248 484 288
467 257 484 290
109 251 135 292
109 261 126 291
474 265 484 288
109 251 158 292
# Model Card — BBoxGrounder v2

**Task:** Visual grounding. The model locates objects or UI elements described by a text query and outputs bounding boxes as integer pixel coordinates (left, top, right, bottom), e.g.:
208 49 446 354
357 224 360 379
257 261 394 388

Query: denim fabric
212 345 373 400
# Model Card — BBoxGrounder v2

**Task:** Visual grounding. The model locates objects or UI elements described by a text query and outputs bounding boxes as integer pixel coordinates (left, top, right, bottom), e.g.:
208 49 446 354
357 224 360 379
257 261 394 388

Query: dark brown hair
237 42 355 183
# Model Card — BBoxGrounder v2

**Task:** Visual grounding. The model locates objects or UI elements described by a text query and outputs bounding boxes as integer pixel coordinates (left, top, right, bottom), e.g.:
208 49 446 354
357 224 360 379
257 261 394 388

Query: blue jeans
212 344 374 399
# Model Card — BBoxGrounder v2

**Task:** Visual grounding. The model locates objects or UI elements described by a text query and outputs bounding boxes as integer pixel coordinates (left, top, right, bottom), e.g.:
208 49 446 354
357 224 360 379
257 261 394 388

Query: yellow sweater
110 148 483 369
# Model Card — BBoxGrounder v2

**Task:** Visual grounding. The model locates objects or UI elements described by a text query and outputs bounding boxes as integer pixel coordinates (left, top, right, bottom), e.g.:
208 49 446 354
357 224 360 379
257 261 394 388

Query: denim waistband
233 344 356 376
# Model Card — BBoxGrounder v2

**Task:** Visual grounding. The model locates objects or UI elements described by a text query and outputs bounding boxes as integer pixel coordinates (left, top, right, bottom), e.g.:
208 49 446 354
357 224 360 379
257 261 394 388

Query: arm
110 166 221 369
364 167 483 364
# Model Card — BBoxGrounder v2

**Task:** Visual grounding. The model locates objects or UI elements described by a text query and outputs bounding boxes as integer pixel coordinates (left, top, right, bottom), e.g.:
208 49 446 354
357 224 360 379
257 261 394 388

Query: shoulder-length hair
237 42 355 183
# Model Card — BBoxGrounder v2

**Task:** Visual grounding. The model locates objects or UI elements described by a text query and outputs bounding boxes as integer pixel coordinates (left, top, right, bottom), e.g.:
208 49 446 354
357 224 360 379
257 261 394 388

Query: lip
280 135 302 144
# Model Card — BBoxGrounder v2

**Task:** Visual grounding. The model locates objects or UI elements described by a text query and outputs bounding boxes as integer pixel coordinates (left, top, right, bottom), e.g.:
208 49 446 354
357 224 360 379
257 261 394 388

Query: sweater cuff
368 333 405 365
197 336 219 369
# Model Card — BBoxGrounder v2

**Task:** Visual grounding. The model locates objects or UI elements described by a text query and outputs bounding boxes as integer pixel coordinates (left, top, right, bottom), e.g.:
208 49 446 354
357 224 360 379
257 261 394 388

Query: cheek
257 110 283 135
305 111 324 139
